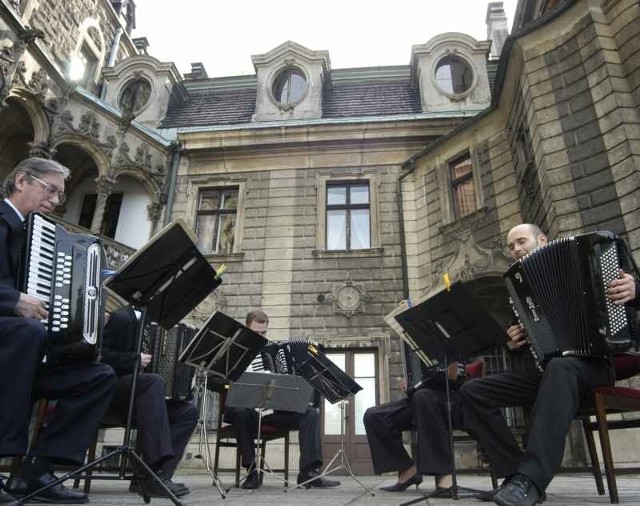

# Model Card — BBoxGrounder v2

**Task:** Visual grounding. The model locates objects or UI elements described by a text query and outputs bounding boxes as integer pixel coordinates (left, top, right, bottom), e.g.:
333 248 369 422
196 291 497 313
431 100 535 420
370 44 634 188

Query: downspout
99 27 124 101
163 141 182 226
397 159 416 299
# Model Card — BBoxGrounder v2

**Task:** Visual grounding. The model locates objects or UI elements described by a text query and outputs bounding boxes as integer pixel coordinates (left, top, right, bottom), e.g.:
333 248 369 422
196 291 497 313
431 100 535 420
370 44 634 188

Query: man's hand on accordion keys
140 353 152 369
15 292 48 320
607 268 637 305
506 323 528 350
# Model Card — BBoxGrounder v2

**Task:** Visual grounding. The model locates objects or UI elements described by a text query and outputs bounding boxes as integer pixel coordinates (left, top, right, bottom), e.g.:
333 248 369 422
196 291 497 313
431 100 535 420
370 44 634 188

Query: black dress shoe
6 472 88 504
138 472 190 499
241 470 260 490
379 474 423 492
296 470 340 488
0 487 20 506
477 482 546 503
494 474 541 506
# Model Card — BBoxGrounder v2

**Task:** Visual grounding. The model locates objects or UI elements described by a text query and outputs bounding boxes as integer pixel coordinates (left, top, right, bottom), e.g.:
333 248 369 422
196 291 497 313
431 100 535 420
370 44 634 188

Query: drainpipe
99 27 124 101
163 141 182 226
397 159 416 299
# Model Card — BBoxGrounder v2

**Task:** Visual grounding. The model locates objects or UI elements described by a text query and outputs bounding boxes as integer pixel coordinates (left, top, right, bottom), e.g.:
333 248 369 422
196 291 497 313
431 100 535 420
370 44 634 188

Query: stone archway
0 97 34 182
55 143 100 224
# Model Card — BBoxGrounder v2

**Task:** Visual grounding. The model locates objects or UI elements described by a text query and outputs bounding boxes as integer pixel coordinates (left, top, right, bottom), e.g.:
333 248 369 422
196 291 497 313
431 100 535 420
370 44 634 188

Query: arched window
271 68 307 106
435 55 473 95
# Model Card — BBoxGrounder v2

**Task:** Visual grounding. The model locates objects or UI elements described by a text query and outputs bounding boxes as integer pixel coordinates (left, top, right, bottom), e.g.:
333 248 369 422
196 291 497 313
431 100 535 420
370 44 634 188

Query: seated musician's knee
16 317 48 355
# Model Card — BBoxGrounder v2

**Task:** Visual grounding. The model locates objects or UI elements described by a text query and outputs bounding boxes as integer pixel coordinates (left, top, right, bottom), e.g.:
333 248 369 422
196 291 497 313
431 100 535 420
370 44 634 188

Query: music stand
21 219 223 506
394 281 507 504
289 345 374 496
226 372 313 487
178 311 268 495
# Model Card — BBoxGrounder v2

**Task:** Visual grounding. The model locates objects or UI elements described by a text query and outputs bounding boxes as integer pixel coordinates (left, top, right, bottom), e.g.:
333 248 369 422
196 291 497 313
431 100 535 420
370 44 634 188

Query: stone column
90 176 115 234
146 200 163 237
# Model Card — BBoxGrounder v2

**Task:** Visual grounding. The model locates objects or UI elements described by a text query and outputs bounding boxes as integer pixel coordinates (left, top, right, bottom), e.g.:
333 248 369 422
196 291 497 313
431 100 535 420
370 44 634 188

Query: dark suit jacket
101 306 140 377
0 199 25 316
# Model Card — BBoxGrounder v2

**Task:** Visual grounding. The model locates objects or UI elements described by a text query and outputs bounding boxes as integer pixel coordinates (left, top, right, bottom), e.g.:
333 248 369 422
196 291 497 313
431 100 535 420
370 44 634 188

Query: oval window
271 68 307 106
435 55 473 95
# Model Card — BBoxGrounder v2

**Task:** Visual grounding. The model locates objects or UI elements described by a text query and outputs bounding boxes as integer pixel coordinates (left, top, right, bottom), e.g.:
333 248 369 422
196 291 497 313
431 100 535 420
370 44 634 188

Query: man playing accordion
460 223 639 506
0 158 116 505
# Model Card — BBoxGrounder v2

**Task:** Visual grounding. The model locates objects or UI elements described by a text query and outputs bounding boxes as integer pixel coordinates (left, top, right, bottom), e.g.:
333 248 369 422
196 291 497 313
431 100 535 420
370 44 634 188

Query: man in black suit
459 224 638 506
101 307 198 498
0 157 116 504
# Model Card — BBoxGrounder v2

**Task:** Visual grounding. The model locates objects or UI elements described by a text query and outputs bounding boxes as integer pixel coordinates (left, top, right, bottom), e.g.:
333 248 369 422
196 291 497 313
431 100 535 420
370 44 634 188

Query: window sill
439 206 489 237
204 252 245 263
312 247 384 259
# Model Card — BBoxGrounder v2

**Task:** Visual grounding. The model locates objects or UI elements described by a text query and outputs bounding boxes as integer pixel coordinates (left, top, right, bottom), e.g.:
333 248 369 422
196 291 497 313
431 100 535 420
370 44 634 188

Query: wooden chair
213 392 290 487
579 352 640 503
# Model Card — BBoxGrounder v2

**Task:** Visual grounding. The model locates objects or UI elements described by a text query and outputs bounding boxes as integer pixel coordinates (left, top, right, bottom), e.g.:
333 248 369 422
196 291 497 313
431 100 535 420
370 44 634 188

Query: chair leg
594 393 619 504
80 431 99 494
581 417 605 496
235 448 241 488
489 467 498 490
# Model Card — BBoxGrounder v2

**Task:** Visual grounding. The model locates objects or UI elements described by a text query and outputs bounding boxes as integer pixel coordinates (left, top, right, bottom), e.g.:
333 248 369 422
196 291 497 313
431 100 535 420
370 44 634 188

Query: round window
434 55 473 95
271 68 307 106
118 77 152 114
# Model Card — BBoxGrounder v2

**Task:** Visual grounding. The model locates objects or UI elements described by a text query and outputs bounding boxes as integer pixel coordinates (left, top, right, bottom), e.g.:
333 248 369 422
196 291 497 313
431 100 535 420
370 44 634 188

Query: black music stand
21 219 223 506
178 311 268 496
394 281 508 504
226 372 313 487
288 346 373 495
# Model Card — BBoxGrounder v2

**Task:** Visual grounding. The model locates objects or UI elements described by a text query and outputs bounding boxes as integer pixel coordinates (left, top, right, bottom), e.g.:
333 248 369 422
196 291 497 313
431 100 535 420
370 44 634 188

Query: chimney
183 62 208 80
486 2 509 60
133 37 149 55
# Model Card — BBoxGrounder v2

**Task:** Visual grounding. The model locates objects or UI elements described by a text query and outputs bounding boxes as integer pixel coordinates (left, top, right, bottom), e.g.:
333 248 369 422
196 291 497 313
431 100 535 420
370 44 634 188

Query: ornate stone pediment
432 230 511 290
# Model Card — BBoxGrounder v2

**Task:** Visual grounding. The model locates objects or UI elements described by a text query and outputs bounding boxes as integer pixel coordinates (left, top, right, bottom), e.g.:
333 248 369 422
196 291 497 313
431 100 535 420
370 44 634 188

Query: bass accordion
504 231 636 368
20 212 105 363
143 321 197 400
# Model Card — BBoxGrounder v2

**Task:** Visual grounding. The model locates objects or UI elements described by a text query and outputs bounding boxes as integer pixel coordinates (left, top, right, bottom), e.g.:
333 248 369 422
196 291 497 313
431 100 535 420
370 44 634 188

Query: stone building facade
1 0 639 475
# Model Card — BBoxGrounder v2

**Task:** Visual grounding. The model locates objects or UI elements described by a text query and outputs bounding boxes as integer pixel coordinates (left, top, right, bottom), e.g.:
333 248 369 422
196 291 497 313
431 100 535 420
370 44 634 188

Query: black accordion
20 213 106 363
143 321 197 400
504 231 636 368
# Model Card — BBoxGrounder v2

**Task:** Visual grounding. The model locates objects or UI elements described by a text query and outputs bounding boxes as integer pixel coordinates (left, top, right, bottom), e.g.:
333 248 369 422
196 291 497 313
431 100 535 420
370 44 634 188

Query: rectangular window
326 182 370 250
195 187 238 255
450 154 477 219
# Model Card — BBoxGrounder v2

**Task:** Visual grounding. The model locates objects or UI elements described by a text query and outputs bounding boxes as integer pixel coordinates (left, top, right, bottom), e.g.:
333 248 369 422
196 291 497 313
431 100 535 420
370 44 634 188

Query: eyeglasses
28 174 67 204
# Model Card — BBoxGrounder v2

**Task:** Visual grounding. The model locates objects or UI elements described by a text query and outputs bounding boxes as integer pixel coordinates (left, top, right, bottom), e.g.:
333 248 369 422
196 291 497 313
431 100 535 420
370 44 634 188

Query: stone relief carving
432 229 511 290
1 28 45 105
78 111 101 140
320 274 371 318
190 290 227 322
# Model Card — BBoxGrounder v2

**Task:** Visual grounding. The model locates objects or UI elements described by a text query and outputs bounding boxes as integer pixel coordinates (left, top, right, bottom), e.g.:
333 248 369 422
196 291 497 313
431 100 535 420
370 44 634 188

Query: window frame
188 179 246 257
315 173 381 255
438 149 483 225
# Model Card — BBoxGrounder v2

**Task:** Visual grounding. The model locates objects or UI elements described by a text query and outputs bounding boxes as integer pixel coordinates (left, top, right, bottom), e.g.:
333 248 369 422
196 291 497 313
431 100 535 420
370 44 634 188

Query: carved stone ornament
324 275 371 318
78 111 101 140
435 229 511 288
190 290 227 321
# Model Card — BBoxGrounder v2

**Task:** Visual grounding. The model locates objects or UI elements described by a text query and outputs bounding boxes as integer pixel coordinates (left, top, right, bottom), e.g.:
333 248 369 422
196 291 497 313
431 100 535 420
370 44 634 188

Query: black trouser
224 407 322 473
363 387 464 476
0 317 117 464
109 373 199 476
459 356 615 491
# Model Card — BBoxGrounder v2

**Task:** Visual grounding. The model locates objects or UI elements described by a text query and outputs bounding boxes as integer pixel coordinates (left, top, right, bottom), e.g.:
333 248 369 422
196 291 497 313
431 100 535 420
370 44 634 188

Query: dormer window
272 67 307 107
435 54 473 95
118 77 152 115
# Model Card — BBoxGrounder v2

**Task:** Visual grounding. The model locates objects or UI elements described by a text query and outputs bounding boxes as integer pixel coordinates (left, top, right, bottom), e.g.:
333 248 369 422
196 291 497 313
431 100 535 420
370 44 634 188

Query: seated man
459 223 639 506
222 309 340 489
363 361 468 497
101 307 199 498
0 158 117 505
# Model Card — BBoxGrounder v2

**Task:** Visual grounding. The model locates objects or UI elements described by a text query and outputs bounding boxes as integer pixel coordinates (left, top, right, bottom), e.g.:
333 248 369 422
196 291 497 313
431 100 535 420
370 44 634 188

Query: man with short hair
460 223 638 506
0 158 117 505
223 309 340 490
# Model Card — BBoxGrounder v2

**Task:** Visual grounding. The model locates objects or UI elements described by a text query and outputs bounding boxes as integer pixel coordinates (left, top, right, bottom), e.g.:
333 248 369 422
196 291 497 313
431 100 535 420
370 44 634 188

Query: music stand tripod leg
294 400 374 496
193 370 228 498
243 408 290 489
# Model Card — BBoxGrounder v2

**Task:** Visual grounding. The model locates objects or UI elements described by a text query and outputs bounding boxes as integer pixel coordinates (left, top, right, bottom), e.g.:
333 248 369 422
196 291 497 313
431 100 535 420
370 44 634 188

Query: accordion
504 231 636 368
143 321 197 400
20 213 106 363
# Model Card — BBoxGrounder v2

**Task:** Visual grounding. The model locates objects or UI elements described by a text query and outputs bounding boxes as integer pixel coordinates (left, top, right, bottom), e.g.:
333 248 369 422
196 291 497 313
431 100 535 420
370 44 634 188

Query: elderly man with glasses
0 157 116 505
